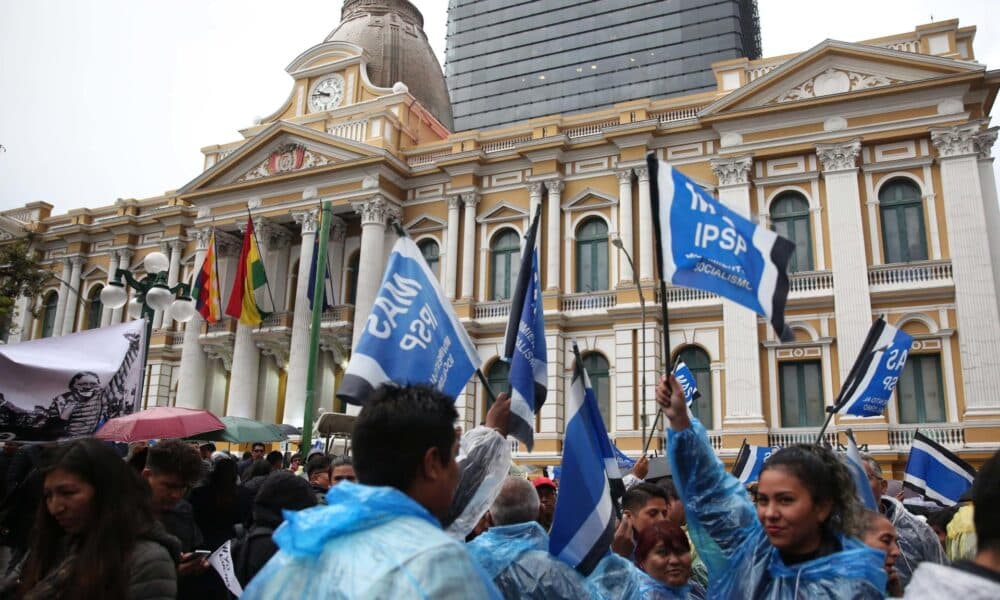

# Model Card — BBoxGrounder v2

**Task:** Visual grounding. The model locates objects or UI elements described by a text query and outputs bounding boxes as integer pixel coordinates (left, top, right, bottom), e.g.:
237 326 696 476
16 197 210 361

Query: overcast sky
0 0 996 214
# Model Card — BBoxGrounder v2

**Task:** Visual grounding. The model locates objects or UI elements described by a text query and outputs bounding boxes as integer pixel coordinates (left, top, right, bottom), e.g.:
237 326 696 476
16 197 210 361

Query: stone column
60 256 83 336
227 322 260 418
328 217 347 301
635 167 654 281
931 123 1000 415
445 195 462 298
13 295 33 342
284 208 319 424
711 156 765 426
816 139 873 384
175 229 211 409
112 249 133 324
975 128 1000 307
260 222 292 311
461 193 479 299
352 196 399 344
100 251 120 327
545 180 563 290
156 240 184 329
52 258 72 336
617 169 634 284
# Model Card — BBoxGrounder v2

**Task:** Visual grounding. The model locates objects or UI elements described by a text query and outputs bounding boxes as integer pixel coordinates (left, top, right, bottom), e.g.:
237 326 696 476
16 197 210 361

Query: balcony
474 299 511 321
657 285 718 305
202 317 236 337
869 260 953 293
889 423 965 450
788 270 833 297
561 291 617 313
768 428 838 447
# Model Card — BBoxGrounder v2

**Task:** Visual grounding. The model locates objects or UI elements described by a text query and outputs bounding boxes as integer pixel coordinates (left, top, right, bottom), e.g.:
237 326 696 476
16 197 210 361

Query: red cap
533 476 557 490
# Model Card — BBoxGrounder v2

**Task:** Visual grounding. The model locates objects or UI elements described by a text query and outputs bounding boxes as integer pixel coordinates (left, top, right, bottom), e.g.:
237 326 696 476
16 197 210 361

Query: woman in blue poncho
656 374 887 598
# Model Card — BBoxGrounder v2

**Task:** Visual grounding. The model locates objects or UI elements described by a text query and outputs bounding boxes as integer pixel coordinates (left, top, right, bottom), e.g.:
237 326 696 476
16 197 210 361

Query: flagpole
301 201 332 453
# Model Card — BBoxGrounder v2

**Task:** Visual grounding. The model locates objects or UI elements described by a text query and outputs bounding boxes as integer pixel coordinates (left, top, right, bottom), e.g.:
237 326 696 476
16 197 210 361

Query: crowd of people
0 376 995 598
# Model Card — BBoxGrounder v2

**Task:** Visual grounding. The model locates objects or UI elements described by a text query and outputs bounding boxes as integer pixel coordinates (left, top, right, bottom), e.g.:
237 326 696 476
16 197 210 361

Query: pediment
562 187 618 212
286 41 365 77
179 121 379 194
81 265 107 280
0 216 25 241
405 215 446 234
477 201 528 224
703 40 984 116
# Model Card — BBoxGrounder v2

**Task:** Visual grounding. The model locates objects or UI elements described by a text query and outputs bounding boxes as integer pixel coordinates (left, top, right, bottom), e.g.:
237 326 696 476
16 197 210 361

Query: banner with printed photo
0 319 146 441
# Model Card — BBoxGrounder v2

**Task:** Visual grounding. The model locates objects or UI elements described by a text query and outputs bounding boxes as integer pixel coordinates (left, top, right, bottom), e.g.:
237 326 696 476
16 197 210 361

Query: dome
328 0 453 130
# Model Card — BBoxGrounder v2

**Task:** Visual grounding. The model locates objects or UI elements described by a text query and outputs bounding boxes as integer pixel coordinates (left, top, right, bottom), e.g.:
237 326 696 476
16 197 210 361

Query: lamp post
611 236 649 447
99 251 196 406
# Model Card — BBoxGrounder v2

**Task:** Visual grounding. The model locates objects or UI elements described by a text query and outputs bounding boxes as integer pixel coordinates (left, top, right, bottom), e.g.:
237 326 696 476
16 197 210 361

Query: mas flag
191 229 222 324
612 443 637 470
550 343 624 575
307 234 335 311
732 441 781 485
647 154 794 341
843 429 878 510
503 210 547 451
904 431 975 506
225 218 272 326
673 362 701 407
0 320 146 441
337 236 481 406
834 318 913 418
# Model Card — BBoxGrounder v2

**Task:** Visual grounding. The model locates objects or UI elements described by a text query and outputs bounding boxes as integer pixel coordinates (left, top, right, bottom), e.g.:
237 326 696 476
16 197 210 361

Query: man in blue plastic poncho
242 384 502 599
467 476 592 598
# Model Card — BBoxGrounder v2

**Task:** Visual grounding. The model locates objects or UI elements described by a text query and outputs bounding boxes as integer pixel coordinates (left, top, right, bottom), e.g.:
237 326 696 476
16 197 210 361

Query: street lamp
100 251 196 401
611 236 649 446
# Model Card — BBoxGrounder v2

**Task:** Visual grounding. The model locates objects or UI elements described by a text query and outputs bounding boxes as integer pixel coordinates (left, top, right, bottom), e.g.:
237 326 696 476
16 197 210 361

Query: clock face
310 74 345 112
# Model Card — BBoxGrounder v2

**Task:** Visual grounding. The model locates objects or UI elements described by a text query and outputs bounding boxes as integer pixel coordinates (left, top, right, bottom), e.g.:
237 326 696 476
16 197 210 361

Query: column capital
616 168 634 184
293 207 321 234
168 239 186 253
69 255 85 269
710 155 753 186
975 127 998 160
526 181 544 197
931 123 981 159
215 230 243 257
330 215 347 243
544 179 565 194
60 256 73 269
259 220 293 250
256 340 289 370
116 248 134 264
203 341 234 371
461 192 480 207
816 139 861 172
447 195 464 210
159 241 170 254
193 227 213 250
353 195 399 226
633 166 649 182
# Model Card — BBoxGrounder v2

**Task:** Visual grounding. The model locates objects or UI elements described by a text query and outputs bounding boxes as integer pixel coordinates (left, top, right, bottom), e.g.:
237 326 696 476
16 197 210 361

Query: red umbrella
94 407 225 442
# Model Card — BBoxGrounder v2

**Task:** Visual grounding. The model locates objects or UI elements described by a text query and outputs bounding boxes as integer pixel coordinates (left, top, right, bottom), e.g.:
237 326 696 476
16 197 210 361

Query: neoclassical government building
2 3 999 470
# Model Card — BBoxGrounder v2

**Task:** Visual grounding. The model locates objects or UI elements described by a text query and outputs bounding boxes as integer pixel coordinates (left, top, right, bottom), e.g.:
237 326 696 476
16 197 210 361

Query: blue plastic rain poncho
879 495 946 588
586 553 705 599
445 426 512 540
242 482 501 599
467 521 594 599
666 417 887 599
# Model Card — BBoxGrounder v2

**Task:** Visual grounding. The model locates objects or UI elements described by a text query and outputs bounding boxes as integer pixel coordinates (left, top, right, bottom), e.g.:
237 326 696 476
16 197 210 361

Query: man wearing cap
533 477 557 532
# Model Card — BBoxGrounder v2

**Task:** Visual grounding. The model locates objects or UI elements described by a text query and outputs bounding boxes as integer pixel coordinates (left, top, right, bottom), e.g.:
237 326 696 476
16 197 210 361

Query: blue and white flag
843 429 878 510
611 443 637 470
550 343 624 575
834 318 913 418
502 210 547 450
646 154 795 341
337 236 481 406
903 431 975 506
732 441 781 485
673 361 701 407
307 234 334 311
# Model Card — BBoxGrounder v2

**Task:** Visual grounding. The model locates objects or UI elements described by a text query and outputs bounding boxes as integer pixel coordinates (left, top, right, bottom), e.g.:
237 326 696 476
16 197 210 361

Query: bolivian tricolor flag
225 218 271 326
192 229 221 323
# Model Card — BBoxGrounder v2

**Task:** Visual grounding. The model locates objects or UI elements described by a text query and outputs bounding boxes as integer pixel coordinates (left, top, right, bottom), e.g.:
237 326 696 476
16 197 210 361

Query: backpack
230 524 275 587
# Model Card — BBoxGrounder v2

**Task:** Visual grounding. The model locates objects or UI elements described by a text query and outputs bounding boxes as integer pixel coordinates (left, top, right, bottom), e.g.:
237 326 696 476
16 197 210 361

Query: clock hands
312 90 331 98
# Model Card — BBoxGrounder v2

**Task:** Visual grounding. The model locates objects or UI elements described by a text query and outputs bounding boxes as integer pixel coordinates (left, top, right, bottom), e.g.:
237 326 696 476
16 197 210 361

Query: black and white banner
0 320 146 441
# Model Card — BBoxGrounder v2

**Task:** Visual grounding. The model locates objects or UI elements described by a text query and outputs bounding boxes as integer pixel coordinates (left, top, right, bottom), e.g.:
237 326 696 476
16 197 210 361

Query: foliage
0 235 50 334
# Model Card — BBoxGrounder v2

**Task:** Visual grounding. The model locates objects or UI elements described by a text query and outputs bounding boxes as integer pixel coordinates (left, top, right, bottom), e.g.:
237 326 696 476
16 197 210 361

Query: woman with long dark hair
16 438 178 600
656 375 886 598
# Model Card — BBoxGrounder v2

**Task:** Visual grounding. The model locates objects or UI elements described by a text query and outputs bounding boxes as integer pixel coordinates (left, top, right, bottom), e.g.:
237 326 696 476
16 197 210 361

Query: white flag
208 540 244 597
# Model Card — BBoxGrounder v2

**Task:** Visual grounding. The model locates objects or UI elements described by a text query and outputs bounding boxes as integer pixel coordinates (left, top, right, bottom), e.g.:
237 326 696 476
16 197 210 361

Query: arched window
485 360 511 413
84 285 103 330
418 239 440 279
346 252 360 305
40 291 58 338
490 229 521 301
770 193 813 272
576 218 609 292
880 179 927 264
676 346 713 427
582 353 611 430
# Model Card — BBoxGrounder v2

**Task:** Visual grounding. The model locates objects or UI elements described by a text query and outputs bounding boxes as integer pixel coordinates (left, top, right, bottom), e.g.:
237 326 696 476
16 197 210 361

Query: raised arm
656 375 761 579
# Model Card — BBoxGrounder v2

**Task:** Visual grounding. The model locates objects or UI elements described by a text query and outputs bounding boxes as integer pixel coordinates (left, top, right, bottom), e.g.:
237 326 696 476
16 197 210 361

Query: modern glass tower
445 0 761 131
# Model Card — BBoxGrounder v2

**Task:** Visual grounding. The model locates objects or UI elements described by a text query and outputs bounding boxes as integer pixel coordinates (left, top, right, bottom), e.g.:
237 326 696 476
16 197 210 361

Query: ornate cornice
815 139 861 172
710 155 753 186
930 123 981 159
773 68 902 104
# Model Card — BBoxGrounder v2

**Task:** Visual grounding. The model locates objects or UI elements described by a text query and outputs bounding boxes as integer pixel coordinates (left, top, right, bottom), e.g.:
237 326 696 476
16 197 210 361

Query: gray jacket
129 522 181 600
